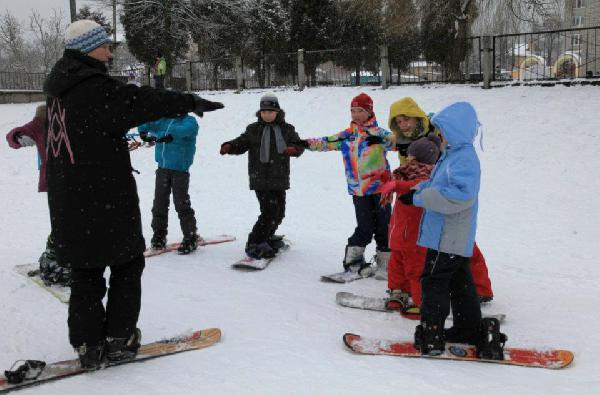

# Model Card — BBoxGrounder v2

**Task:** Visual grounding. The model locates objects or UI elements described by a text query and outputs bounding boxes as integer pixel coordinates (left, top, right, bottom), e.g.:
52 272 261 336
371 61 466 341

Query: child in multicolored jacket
301 93 394 278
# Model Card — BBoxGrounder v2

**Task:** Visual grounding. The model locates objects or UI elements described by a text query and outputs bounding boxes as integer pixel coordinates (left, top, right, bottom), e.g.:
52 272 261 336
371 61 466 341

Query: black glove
139 131 152 143
156 135 173 143
366 135 383 146
396 143 410 156
296 139 310 148
398 190 415 205
192 95 224 117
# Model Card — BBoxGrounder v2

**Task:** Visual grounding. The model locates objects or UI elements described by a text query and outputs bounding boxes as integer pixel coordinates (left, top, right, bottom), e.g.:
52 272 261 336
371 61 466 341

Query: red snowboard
343 333 573 369
144 235 236 258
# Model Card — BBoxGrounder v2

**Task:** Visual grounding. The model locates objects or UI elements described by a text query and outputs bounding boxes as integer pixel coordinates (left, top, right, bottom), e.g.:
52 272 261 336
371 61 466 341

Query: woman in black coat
43 19 223 369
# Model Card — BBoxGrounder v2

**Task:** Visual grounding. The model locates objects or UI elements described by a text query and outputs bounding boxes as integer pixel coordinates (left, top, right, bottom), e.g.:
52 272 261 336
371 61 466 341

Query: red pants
388 243 493 306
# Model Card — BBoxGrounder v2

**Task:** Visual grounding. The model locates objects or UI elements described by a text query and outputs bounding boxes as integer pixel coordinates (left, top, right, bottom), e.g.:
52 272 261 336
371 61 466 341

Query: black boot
245 241 276 259
476 317 507 360
76 343 105 370
151 233 167 250
177 234 198 255
106 328 142 362
414 320 445 356
267 235 285 251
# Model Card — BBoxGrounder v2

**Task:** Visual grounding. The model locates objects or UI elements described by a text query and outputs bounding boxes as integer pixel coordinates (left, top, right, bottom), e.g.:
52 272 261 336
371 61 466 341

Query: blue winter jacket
412 102 480 257
138 115 198 172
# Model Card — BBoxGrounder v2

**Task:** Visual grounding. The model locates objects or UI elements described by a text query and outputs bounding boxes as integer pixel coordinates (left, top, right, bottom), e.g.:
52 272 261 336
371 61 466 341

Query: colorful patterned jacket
307 117 393 196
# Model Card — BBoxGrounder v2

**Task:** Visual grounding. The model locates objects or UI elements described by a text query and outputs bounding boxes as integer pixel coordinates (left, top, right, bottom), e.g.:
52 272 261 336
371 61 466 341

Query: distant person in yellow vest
154 53 167 89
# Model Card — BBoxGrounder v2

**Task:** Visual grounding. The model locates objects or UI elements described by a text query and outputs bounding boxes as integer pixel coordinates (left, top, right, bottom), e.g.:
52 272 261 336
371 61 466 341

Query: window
572 16 584 27
572 34 581 46
574 0 584 9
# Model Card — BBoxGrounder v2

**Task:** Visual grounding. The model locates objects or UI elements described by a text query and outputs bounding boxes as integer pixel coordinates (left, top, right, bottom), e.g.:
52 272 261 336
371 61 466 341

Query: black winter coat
226 111 304 190
44 50 196 268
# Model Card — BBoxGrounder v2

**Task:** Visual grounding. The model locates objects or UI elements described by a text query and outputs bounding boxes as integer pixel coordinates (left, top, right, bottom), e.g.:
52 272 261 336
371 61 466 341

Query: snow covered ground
1 84 599 394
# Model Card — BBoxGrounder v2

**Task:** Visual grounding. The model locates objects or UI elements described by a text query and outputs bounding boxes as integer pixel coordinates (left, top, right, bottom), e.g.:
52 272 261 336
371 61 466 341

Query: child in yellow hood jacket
301 93 394 278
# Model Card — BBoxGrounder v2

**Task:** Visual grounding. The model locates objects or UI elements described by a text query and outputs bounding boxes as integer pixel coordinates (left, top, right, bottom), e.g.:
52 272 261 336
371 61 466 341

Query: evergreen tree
417 0 478 80
383 0 420 82
76 5 113 35
121 0 193 71
246 0 292 87
288 0 338 84
335 0 383 85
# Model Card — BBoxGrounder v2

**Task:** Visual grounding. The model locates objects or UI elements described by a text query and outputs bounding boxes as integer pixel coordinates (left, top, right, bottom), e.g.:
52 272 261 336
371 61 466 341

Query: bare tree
29 10 67 72
0 11 27 71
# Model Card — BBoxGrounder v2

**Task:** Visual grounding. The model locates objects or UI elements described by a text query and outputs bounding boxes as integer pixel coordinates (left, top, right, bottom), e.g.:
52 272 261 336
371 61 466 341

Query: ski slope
1 85 599 394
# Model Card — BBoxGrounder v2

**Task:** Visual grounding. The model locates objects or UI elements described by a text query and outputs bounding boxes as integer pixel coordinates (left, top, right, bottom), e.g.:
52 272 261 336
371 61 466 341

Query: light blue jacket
412 102 480 257
138 115 199 172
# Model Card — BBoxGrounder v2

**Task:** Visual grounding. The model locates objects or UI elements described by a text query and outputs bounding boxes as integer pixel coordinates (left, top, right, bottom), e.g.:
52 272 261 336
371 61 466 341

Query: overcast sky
0 0 114 26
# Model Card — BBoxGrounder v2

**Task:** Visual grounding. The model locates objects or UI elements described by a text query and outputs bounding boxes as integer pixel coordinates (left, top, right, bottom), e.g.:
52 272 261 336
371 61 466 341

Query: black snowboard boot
267 235 285 251
106 328 142 362
76 343 105 371
151 233 167 250
245 241 276 259
476 317 507 360
414 320 445 356
177 234 198 255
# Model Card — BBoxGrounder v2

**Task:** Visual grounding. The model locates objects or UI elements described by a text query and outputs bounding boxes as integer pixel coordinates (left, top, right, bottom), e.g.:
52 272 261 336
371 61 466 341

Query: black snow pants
420 249 482 328
247 190 286 245
347 194 391 250
68 255 145 347
151 168 197 239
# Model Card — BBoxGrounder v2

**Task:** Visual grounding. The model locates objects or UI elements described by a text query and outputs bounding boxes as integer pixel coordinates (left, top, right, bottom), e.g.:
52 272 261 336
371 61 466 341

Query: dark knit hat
351 92 374 115
260 93 280 111
407 135 441 165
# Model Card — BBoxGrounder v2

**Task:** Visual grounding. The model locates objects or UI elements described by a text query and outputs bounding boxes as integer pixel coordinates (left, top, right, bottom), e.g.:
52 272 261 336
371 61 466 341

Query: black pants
247 190 286 245
347 194 391 250
68 255 145 347
154 75 165 89
420 249 482 328
151 168 197 239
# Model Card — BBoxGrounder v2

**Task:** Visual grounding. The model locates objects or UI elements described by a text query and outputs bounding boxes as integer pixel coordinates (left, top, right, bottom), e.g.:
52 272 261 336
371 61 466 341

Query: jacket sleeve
6 119 41 149
96 76 195 135
413 159 478 214
373 127 395 151
305 132 346 152
225 125 252 155
285 124 305 157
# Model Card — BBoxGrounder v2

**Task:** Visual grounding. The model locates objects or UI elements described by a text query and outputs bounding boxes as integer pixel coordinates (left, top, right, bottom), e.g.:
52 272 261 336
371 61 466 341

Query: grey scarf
260 124 286 163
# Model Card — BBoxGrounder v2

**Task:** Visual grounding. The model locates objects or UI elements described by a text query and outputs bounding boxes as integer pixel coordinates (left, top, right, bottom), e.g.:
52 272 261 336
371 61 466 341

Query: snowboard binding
476 317 508 360
4 360 46 384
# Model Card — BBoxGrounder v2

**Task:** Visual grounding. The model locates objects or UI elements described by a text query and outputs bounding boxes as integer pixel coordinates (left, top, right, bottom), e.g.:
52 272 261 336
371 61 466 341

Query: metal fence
493 26 600 81
2 26 598 92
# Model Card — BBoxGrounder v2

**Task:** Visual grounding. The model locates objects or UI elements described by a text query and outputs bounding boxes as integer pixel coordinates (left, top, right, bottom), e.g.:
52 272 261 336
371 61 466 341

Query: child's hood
388 97 430 135
431 102 478 148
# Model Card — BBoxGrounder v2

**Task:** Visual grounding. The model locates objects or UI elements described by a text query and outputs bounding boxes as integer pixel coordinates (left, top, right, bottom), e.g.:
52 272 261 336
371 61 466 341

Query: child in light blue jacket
138 114 200 254
398 102 507 359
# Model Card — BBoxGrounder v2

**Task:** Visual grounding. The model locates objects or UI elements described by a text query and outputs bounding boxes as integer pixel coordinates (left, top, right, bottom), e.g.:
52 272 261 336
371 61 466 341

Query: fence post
482 35 493 89
380 45 390 89
297 49 305 90
235 56 244 92
186 61 192 92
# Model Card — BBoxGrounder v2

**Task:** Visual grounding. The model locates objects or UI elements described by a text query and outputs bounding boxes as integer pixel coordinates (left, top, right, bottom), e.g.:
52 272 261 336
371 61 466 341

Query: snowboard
144 235 236 258
321 270 373 283
14 264 70 304
231 240 291 270
335 292 506 322
0 328 221 394
342 333 573 369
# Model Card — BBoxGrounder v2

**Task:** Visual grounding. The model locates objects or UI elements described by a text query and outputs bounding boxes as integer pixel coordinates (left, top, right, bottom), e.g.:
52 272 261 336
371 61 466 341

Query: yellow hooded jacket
388 97 431 164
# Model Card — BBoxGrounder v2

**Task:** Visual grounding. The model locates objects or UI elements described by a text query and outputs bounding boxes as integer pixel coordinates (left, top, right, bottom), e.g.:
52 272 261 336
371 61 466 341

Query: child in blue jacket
399 102 507 359
138 114 200 254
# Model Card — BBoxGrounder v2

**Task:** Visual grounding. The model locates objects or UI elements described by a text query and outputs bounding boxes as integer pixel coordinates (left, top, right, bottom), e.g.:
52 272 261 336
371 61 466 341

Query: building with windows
563 0 599 76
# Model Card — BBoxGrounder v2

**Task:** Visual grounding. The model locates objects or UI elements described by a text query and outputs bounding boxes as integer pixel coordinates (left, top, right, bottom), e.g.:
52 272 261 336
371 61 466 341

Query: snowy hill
1 85 599 394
